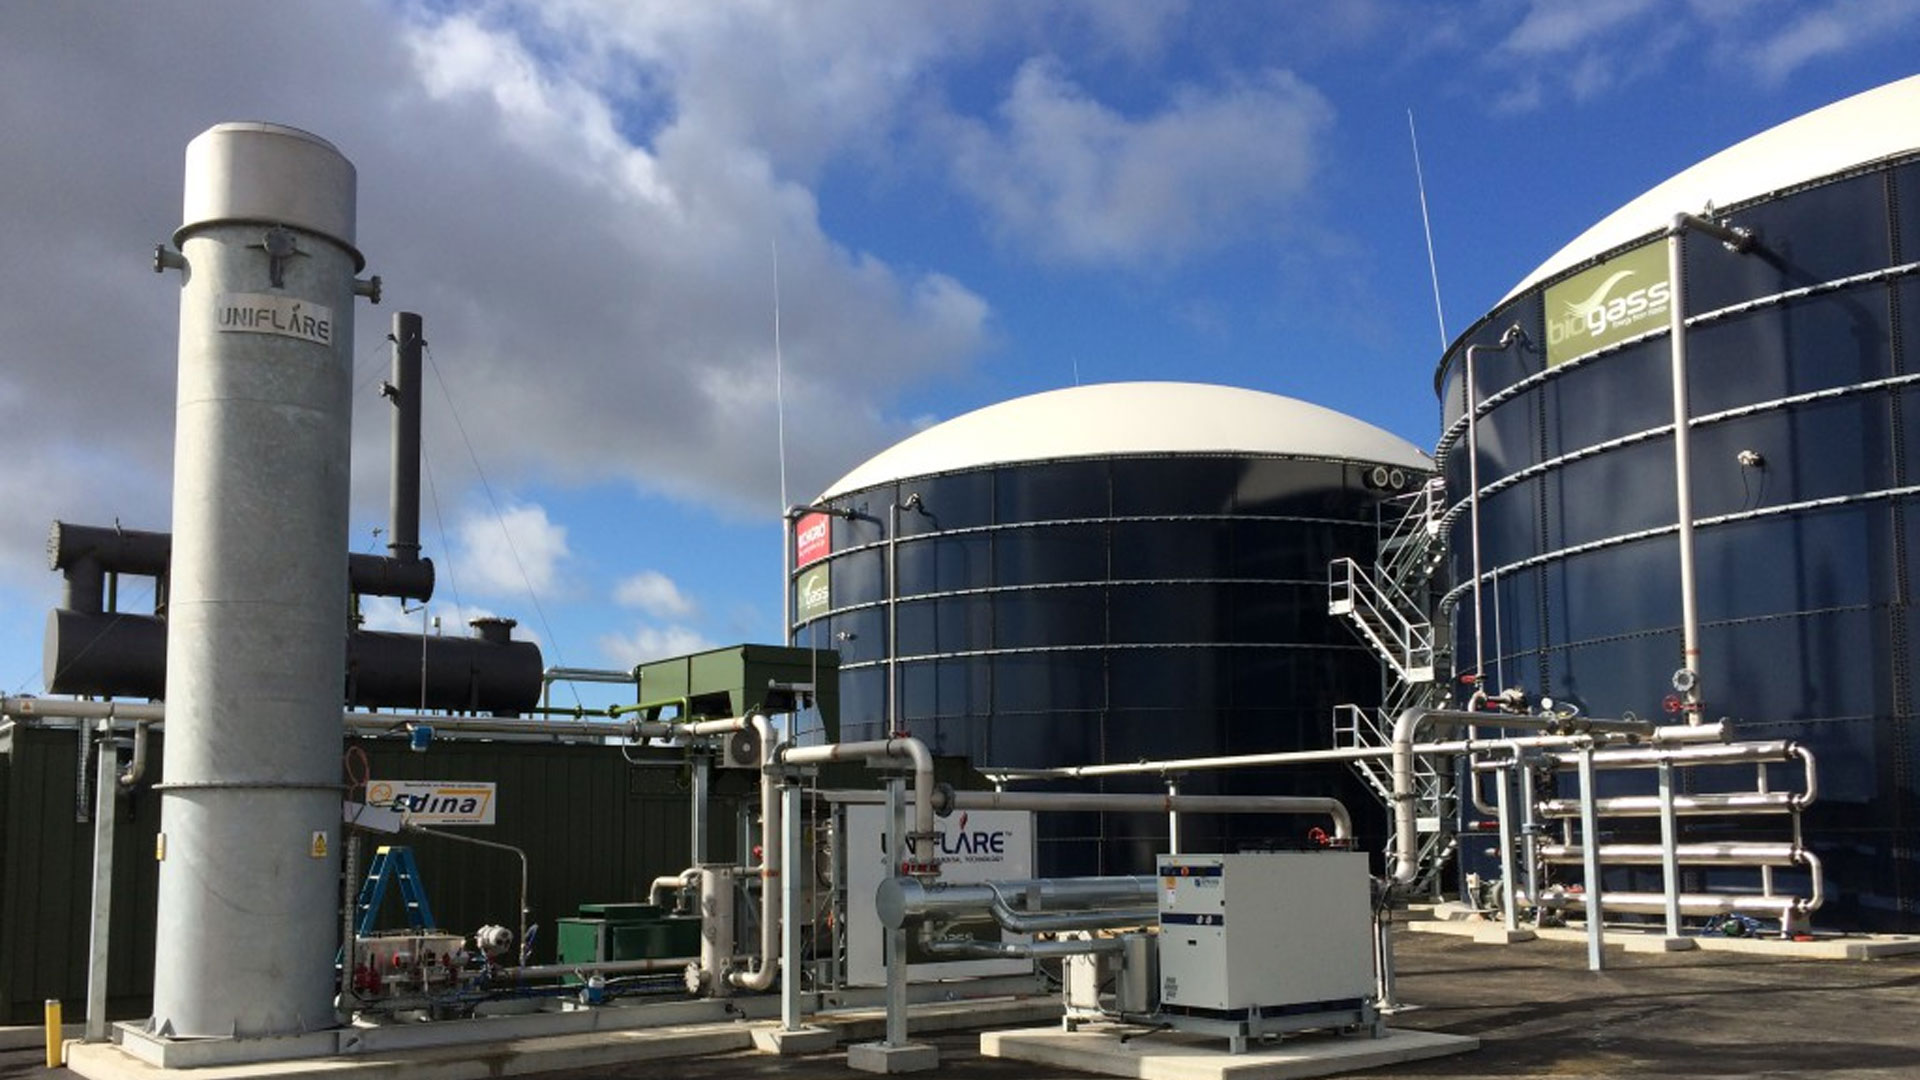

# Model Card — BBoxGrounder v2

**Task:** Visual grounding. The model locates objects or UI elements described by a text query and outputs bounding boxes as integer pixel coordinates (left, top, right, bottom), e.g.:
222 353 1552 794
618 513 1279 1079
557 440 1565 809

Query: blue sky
2 1 1917 703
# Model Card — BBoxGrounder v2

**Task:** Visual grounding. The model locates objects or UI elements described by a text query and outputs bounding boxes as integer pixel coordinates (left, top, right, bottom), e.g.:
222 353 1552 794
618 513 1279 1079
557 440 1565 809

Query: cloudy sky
3 1 1916 698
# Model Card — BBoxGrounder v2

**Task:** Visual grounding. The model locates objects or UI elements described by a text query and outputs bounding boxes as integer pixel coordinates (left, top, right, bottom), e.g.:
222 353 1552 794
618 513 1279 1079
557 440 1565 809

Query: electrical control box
1156 852 1373 1013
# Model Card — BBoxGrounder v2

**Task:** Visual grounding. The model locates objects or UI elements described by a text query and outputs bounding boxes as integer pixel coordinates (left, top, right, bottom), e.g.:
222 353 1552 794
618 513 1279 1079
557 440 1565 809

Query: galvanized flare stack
150 123 370 1038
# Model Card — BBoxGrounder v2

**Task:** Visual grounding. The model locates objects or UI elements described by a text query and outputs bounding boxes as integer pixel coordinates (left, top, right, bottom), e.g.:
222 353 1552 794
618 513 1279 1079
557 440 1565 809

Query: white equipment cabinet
1156 852 1380 1051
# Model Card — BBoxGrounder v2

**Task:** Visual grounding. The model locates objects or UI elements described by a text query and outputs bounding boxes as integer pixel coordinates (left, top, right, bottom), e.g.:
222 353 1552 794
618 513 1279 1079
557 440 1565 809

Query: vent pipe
384 311 423 563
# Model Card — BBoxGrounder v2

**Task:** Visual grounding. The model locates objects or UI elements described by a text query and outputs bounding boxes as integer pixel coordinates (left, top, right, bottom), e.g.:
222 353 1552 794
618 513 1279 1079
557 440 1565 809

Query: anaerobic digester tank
150 124 365 1037
792 383 1428 875
1436 76 1920 928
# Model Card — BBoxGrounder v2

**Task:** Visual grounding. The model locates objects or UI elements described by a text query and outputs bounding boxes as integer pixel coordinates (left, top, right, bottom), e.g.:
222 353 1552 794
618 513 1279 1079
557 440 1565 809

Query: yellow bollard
43 999 63 1067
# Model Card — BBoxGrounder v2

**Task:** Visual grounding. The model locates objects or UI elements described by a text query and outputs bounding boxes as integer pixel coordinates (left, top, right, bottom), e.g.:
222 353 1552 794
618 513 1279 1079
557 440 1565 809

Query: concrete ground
11 928 1920 1079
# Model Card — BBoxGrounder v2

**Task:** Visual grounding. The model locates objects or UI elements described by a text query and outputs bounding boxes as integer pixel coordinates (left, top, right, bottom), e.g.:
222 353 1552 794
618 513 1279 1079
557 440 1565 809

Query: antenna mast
773 237 789 515
1408 110 1448 350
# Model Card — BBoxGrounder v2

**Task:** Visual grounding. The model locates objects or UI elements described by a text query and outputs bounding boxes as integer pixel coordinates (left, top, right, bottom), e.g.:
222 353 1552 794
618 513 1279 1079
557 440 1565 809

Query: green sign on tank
796 564 830 622
1545 240 1671 366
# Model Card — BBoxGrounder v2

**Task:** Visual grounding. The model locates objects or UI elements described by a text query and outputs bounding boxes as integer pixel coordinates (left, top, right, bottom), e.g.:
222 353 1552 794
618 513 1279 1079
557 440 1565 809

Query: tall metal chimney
150 123 367 1038
386 310 423 563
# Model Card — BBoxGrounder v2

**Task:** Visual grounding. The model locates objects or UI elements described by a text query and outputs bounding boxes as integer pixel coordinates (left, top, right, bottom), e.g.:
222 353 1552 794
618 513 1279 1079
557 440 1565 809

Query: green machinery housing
633 644 839 742
550 645 842 968
556 903 702 971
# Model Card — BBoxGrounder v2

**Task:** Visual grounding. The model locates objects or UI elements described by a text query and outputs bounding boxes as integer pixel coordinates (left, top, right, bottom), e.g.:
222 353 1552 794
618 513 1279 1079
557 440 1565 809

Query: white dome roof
1503 74 1920 305
820 381 1431 499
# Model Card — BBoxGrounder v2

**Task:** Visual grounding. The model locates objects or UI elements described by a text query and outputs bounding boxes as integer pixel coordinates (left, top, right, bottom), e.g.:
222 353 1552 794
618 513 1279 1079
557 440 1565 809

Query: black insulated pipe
48 521 171 578
47 521 432 601
385 311 423 564
347 552 435 600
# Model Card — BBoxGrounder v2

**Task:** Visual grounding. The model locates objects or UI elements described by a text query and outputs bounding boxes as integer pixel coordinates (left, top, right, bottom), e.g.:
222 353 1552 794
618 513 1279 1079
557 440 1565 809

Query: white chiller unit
1156 852 1380 1049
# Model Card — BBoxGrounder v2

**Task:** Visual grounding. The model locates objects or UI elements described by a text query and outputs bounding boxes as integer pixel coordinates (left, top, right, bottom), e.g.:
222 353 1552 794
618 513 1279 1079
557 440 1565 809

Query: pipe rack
1484 733 1821 947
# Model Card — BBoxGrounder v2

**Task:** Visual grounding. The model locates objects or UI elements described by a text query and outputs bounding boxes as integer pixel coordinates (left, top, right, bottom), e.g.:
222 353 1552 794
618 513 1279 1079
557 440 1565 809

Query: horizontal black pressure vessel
44 609 542 715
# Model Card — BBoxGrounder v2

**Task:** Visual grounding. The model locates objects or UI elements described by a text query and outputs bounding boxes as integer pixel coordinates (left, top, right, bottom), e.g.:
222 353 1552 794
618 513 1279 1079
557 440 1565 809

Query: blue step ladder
354 845 437 934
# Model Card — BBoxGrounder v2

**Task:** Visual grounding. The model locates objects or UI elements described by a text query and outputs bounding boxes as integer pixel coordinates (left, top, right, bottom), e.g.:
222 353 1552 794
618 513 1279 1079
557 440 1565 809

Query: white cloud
1480 0 1910 110
0 0 997 597
945 58 1334 266
1500 0 1660 56
1746 0 1918 84
449 502 570 599
613 570 695 619
599 624 716 667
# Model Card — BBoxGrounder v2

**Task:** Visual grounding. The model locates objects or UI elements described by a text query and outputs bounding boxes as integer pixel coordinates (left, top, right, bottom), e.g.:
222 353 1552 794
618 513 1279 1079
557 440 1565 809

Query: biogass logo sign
1545 241 1670 366
795 565 830 622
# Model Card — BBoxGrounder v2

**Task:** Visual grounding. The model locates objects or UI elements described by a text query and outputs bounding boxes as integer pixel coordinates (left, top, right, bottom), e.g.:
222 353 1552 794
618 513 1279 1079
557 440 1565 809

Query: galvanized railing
1328 558 1436 683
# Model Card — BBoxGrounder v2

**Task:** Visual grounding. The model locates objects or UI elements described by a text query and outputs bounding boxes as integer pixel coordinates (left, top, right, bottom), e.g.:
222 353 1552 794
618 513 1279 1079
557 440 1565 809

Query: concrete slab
116 1024 340 1069
1843 936 1920 959
813 997 1059 1042
66 1022 755 1080
847 1040 939 1074
0 1023 75 1052
981 1024 1478 1080
1533 925 1920 959
1406 920 1518 944
56 995 1054 1080
750 1024 838 1054
1621 935 1698 954
1408 918 1920 960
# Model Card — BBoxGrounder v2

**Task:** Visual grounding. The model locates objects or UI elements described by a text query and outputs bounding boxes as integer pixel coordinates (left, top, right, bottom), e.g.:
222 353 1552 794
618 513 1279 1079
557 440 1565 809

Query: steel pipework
344 711 676 741
832 788 1354 842
921 934 1126 961
1461 326 1525 687
683 715 782 992
407 825 528 967
876 875 1157 931
1536 791 1802 818
1391 707 1654 884
1536 859 1821 918
1664 212 1755 719
1538 842 1806 867
1530 739 1797 771
495 956 698 981
780 736 937 864
1 699 684 742
648 869 699 908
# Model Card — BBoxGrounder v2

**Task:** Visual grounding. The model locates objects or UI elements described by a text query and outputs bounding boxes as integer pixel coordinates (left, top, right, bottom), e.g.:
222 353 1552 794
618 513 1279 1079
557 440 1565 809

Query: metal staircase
1329 478 1455 896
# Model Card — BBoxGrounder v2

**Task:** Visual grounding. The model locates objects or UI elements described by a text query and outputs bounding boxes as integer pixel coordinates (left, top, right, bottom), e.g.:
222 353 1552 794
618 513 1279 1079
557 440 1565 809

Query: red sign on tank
795 512 831 568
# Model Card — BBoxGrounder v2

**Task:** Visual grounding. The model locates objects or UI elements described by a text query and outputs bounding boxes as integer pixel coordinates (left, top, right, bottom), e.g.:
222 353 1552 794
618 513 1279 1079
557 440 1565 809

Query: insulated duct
46 521 434 603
